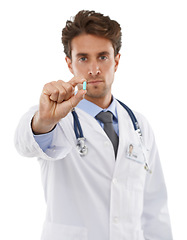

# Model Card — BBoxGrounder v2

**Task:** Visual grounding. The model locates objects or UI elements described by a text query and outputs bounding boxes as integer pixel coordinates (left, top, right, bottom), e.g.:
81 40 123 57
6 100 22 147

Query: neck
84 94 112 109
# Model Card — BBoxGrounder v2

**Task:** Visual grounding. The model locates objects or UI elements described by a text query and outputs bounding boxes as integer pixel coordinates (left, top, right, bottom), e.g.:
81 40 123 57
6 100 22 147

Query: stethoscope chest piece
77 137 88 156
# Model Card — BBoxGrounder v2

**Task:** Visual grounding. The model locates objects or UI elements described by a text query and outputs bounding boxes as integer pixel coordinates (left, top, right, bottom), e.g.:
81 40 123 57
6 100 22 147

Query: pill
83 81 87 90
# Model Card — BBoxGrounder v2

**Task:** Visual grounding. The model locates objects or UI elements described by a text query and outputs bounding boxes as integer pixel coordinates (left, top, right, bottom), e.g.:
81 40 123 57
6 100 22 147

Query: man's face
66 34 120 102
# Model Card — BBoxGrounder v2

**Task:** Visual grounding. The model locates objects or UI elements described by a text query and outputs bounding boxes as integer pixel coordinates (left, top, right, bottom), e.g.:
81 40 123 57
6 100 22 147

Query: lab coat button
113 217 119 223
112 178 118 185
104 141 110 147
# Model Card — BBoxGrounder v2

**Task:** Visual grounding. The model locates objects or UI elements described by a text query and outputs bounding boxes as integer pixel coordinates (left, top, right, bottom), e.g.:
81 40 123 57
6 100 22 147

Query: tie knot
95 111 113 123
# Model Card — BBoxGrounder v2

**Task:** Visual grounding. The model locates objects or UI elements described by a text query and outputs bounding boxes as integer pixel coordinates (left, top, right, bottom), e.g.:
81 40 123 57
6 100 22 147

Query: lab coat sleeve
14 106 72 161
140 121 173 239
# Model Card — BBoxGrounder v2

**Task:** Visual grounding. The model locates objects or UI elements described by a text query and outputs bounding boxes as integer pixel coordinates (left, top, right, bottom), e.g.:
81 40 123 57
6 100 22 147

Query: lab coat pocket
121 162 145 221
41 222 88 240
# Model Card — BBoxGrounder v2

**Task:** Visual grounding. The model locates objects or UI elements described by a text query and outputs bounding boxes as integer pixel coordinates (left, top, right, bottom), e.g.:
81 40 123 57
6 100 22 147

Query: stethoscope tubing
71 100 140 140
116 99 139 132
71 100 151 173
72 108 84 139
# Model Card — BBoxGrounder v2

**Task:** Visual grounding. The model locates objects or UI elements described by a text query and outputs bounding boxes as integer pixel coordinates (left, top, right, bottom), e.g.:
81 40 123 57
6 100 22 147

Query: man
15 10 173 240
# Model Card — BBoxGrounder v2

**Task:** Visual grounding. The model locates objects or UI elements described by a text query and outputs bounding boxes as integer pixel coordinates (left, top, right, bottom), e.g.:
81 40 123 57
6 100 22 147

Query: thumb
68 89 87 109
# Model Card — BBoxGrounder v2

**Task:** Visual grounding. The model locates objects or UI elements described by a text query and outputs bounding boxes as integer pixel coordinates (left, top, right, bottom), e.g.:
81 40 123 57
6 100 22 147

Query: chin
86 91 109 99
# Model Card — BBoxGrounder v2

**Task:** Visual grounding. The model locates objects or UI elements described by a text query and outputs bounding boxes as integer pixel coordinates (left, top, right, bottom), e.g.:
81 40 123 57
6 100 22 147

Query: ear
65 56 74 74
114 53 121 72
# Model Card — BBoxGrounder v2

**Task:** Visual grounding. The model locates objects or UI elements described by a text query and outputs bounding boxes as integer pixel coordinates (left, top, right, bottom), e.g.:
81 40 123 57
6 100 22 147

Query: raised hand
32 77 86 134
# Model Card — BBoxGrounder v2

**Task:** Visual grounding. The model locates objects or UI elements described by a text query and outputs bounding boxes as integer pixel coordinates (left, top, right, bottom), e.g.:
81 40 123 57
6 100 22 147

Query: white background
0 0 186 239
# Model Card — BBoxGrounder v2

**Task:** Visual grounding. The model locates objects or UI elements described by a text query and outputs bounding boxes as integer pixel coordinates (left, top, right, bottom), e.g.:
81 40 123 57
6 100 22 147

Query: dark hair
62 10 122 58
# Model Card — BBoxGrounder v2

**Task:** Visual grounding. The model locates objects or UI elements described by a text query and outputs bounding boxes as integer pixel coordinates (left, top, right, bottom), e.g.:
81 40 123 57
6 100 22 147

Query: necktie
96 111 119 158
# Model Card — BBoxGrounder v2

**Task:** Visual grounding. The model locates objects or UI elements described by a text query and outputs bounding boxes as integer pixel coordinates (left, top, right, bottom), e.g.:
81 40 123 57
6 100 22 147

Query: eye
79 57 87 62
99 55 108 60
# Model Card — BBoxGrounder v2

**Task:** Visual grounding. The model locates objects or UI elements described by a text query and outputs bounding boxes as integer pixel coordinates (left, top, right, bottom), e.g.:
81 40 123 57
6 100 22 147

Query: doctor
15 10 173 240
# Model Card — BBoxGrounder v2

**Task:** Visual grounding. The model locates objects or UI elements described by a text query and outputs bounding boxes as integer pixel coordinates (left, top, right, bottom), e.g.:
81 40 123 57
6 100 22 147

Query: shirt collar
76 97 118 120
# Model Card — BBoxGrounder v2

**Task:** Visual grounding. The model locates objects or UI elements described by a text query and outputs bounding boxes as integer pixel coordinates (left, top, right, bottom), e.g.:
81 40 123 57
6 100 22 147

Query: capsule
83 81 87 90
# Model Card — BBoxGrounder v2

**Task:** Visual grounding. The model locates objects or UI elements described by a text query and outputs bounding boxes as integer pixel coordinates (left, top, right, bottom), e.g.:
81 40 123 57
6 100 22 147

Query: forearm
31 111 56 152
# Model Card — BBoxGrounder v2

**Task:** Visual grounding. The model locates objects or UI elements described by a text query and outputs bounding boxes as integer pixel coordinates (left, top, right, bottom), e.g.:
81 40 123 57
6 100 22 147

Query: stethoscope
71 100 152 173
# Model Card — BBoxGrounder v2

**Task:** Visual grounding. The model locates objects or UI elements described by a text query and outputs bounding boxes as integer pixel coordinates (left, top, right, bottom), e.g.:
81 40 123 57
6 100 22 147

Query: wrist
31 112 56 135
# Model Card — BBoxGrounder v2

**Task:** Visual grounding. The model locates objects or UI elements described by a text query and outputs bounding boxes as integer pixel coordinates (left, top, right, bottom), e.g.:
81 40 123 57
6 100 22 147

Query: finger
68 76 87 88
54 89 86 119
43 82 60 102
43 81 74 103
54 80 74 103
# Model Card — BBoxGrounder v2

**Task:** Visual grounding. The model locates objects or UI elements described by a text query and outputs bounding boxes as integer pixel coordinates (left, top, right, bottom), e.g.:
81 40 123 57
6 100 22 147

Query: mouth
87 80 103 85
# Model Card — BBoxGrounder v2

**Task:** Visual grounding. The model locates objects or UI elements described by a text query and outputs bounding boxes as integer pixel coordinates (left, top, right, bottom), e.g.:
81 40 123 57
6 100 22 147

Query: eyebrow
76 51 110 58
76 53 88 58
98 51 110 56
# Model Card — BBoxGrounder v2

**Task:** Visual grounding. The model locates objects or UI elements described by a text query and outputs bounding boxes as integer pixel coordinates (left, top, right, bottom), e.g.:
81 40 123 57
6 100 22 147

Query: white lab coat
15 101 173 240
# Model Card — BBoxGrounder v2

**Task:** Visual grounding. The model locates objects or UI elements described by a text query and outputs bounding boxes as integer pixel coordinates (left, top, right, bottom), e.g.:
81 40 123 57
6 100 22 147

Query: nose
88 61 101 76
